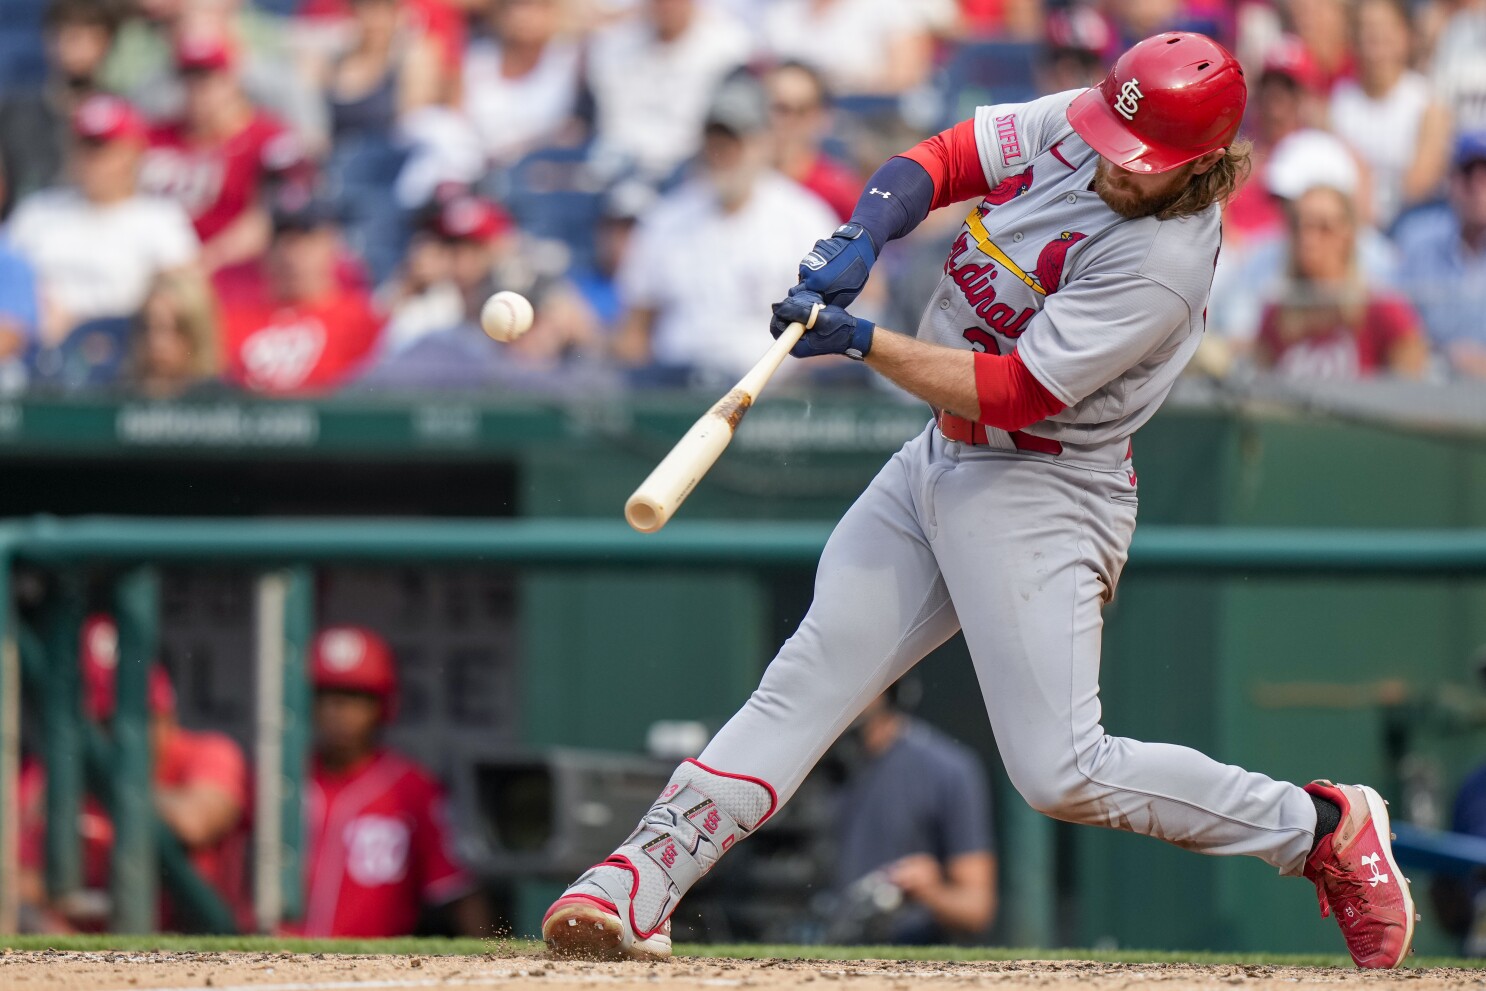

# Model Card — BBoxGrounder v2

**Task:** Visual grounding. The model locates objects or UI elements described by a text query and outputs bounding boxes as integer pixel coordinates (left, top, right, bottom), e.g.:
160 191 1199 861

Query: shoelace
1311 859 1375 920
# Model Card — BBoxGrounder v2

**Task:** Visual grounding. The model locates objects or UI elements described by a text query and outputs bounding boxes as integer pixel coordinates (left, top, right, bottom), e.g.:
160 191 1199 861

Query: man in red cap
8 93 199 348
139 28 303 275
545 33 1416 969
286 625 488 938
220 183 382 394
17 614 250 932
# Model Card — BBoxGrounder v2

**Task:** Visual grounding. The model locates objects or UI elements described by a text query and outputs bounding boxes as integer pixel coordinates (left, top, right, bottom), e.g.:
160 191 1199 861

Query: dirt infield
4 950 1485 991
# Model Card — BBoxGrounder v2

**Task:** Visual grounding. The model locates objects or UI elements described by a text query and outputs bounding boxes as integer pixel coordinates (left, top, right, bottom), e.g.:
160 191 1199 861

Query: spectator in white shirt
462 0 580 167
8 94 200 349
1429 0 1486 135
1329 0 1452 230
762 0 935 97
613 73 838 385
585 0 751 182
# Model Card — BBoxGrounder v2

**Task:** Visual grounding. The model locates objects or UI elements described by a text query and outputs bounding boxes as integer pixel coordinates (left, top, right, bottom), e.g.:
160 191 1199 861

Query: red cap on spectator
1261 35 1323 93
81 614 177 722
175 30 236 73
72 93 147 144
434 195 513 243
310 626 398 721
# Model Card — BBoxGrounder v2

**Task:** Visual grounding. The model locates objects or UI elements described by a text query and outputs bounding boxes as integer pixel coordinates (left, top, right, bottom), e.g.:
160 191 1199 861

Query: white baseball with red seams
544 86 1415 966
480 290 534 342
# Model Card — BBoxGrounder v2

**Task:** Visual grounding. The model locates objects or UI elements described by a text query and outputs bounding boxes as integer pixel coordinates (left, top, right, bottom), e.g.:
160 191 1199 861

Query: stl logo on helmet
321 630 368 672
1113 78 1144 120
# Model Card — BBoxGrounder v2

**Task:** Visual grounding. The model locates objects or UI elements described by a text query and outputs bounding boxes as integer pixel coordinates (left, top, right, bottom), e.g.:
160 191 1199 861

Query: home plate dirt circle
4 951 1483 991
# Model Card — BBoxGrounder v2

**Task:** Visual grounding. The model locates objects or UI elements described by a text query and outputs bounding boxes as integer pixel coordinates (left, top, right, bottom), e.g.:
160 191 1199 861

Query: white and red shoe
1302 781 1417 968
542 759 776 960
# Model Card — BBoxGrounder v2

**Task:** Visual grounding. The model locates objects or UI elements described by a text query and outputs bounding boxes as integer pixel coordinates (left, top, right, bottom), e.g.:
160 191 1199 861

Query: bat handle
622 304 821 533
736 302 819 397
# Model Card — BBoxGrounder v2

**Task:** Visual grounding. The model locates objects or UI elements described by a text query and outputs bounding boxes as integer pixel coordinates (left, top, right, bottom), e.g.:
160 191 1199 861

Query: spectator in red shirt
1256 185 1428 380
222 188 383 394
287 626 488 938
18 614 251 933
140 29 304 275
765 62 862 223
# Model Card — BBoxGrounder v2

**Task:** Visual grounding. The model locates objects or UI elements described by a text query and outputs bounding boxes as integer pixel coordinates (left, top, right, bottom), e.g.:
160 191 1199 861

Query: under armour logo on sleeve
1113 79 1144 120
868 188 891 198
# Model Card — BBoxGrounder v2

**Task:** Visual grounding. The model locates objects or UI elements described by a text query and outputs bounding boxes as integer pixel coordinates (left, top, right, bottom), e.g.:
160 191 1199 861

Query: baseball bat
625 303 820 533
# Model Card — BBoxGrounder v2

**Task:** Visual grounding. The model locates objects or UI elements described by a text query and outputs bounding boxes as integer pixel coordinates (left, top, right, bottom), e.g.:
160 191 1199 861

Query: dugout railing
3 518 1486 941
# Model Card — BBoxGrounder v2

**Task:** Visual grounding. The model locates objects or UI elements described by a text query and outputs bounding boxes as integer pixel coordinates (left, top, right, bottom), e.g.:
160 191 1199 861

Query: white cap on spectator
1265 129 1359 200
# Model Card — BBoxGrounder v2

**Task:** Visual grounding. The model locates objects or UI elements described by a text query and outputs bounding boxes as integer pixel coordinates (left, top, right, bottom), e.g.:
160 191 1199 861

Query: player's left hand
770 289 875 361
885 853 943 901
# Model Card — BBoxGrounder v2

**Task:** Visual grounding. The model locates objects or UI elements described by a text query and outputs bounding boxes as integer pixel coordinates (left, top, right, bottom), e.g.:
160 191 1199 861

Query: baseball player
543 33 1415 968
284 626 488 938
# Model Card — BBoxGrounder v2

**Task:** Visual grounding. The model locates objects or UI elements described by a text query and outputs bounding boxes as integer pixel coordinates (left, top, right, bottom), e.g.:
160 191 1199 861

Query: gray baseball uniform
696 90 1318 875
551 91 1326 953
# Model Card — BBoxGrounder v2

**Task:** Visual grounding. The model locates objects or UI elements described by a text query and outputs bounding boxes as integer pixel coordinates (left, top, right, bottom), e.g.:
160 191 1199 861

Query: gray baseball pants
699 423 1318 875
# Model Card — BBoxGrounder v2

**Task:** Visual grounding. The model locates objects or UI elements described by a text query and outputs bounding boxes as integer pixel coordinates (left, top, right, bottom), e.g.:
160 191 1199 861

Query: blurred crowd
0 0 1481 399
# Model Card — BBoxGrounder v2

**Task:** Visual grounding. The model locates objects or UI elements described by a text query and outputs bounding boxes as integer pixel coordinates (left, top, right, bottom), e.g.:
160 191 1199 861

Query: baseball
480 290 534 342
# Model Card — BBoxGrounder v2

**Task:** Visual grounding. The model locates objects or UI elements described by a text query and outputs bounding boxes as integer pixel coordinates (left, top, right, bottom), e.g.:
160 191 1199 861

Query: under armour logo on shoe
868 188 891 198
1362 852 1390 886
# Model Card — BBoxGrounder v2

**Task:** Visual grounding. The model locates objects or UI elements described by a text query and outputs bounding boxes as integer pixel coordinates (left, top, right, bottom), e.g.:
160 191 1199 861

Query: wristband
846 318 875 361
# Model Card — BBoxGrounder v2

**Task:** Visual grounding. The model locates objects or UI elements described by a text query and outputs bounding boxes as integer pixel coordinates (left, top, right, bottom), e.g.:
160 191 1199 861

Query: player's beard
1093 159 1192 219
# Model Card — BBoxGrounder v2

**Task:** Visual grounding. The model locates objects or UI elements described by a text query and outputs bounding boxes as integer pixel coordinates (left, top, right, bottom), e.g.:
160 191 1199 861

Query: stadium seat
936 40 1042 127
327 133 412 285
0 0 47 88
28 317 134 393
487 144 605 273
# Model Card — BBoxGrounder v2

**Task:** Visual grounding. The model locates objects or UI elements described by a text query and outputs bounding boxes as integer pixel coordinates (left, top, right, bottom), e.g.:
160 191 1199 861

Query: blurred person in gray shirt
825 682 997 946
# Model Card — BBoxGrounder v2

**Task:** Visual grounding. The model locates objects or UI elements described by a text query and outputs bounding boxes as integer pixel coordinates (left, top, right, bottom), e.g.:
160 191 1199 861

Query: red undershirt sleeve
898 119 991 210
973 351 1066 431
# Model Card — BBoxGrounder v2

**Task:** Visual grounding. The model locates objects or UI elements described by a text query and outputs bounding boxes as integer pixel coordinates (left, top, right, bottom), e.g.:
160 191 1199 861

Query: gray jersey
917 90 1221 462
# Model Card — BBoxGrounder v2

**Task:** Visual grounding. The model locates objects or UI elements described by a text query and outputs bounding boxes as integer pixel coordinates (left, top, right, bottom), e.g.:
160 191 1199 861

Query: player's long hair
1155 138 1254 221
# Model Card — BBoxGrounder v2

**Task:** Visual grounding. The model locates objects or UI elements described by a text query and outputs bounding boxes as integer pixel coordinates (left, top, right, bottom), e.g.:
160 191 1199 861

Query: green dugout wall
1 395 1484 952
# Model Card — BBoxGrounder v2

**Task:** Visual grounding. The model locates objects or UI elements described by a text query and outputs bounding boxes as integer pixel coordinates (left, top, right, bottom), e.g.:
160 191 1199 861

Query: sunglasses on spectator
771 101 820 117
1295 216 1350 235
1458 159 1486 179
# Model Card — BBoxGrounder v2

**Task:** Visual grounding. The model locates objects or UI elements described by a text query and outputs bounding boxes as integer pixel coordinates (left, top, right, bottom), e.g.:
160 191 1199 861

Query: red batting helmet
1067 32 1247 174
310 626 398 720
81 614 176 722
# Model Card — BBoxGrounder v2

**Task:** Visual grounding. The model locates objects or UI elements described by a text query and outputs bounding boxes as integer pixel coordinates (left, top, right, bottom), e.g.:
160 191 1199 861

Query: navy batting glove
797 222 877 307
771 290 875 361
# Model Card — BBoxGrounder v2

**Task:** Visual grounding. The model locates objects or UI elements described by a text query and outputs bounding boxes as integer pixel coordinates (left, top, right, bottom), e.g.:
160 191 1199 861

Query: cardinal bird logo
985 166 1034 206
1032 231 1087 294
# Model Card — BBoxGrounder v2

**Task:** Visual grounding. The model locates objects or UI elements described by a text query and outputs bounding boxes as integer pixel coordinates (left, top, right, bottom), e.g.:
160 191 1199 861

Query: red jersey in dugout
223 290 383 394
19 728 253 931
141 112 298 242
287 750 475 938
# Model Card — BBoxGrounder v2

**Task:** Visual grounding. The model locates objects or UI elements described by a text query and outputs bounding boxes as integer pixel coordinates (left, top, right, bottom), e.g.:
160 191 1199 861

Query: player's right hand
795 222 877 307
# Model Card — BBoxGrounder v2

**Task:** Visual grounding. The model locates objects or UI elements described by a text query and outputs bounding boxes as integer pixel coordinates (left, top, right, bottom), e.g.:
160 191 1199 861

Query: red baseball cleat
542 893 672 961
1302 781 1416 968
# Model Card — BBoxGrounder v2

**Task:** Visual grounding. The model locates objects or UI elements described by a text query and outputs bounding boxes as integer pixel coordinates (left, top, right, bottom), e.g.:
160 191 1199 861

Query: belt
937 411 1063 456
